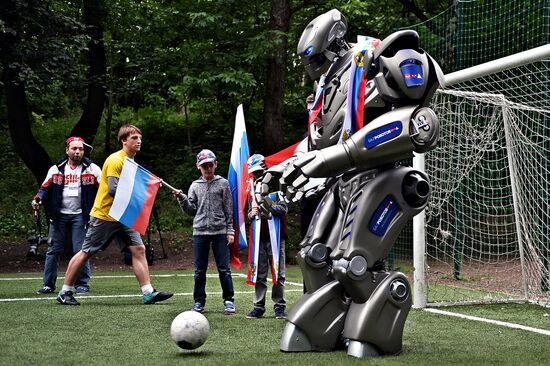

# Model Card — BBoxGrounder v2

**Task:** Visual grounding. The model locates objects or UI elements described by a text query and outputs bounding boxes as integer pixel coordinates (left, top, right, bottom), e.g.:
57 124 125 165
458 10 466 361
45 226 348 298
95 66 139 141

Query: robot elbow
410 107 440 153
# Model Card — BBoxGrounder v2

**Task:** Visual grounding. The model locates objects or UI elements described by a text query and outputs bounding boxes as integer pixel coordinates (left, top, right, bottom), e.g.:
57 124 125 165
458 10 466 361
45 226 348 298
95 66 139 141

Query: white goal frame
413 44 550 308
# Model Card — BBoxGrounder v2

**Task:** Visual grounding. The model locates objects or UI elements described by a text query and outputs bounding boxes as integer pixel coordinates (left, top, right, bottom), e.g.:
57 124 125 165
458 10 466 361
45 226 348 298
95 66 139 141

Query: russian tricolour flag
109 157 161 235
228 104 250 269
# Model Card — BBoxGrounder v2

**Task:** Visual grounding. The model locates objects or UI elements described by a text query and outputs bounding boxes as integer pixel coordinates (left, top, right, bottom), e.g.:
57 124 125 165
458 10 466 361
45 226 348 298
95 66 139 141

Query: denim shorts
81 217 143 255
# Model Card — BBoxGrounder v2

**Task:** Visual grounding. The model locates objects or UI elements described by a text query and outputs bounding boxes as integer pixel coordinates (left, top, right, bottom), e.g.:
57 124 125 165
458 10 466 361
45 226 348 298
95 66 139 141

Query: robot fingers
258 172 279 195
259 195 273 215
292 174 309 189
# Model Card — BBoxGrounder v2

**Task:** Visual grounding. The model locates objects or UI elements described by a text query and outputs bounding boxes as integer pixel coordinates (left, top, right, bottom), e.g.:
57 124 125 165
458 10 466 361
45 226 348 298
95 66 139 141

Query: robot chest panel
337 171 376 209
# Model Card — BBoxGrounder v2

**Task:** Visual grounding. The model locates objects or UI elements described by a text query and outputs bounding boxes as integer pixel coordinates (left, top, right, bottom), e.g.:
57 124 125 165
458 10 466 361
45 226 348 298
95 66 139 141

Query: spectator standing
33 137 101 294
245 154 288 319
176 149 236 315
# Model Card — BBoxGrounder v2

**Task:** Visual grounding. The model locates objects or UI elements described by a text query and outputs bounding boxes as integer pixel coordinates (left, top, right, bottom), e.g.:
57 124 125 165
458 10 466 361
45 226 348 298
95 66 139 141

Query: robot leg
280 280 349 352
344 272 412 357
298 186 345 293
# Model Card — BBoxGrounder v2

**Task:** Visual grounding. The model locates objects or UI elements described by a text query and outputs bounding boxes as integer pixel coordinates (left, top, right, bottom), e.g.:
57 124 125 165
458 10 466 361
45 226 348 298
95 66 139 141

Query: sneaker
224 300 236 315
75 286 90 294
36 286 55 294
274 307 287 319
191 302 204 313
143 289 173 304
246 308 265 319
56 291 80 306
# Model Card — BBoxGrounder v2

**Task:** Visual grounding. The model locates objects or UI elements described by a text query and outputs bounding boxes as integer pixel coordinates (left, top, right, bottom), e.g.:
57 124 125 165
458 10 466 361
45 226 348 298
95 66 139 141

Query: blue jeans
42 213 91 289
193 234 234 305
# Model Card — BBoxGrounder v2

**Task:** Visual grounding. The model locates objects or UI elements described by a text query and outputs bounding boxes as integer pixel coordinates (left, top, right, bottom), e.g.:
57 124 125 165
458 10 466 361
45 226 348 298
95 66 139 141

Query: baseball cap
247 154 265 174
65 136 94 152
65 136 85 145
196 149 216 166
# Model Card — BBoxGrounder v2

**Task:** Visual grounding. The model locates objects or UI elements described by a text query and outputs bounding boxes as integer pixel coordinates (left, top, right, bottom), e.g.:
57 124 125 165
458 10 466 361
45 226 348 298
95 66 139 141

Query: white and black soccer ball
170 311 210 350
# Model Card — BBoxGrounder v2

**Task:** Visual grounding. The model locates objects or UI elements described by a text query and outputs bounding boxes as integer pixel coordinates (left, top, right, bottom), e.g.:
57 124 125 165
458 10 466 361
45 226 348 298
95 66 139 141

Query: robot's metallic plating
257 9 444 358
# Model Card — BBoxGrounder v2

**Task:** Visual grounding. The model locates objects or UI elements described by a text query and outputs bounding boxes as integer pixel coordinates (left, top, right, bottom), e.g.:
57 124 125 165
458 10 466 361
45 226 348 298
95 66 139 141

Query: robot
256 9 444 358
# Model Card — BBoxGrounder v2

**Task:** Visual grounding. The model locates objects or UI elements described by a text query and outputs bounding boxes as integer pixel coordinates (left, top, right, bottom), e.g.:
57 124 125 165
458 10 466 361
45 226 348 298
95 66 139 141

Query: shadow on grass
173 350 214 358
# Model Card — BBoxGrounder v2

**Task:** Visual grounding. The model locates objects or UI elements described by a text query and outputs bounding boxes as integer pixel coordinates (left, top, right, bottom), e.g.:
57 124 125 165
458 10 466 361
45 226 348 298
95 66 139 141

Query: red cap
66 136 85 145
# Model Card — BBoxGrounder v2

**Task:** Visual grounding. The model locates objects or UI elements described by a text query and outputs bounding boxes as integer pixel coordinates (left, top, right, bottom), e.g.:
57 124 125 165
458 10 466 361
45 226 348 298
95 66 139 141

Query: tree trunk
70 0 107 147
104 90 113 155
262 0 291 154
3 67 52 184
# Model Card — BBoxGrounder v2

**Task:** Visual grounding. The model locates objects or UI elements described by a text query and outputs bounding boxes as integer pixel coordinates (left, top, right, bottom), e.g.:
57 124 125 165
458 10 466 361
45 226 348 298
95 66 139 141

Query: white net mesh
427 81 550 306
399 0 550 306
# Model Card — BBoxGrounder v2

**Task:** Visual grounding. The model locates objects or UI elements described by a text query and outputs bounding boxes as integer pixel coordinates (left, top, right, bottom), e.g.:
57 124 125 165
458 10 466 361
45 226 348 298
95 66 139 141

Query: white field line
425 308 550 336
0 272 304 302
0 289 305 303
0 273 305 287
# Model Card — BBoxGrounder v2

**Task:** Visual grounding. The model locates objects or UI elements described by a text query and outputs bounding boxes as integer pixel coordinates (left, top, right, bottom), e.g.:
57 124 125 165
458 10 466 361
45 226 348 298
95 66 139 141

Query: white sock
141 284 154 296
61 285 75 294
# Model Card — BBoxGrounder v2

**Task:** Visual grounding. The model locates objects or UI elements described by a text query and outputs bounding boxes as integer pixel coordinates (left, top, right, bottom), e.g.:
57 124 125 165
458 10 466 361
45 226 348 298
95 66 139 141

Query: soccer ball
170 311 210 350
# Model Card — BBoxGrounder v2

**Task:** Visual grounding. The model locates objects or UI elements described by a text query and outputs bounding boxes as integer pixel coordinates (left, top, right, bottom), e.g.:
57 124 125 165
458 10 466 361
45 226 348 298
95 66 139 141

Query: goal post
401 0 550 309
413 53 550 307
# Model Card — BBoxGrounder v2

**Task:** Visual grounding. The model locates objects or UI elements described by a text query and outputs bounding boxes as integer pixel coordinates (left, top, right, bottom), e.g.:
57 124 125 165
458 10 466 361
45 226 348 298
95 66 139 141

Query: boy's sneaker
191 302 204 313
143 290 173 304
224 300 236 315
274 307 287 319
75 285 90 294
36 286 55 294
246 308 265 319
56 291 80 306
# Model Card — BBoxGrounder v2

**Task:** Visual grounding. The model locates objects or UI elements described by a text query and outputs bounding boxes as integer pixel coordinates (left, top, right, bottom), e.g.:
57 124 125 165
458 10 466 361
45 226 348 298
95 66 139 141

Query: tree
70 0 108 144
0 0 107 184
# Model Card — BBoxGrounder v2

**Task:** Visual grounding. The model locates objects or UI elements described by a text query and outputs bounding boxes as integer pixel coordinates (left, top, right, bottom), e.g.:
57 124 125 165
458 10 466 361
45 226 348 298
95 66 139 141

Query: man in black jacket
32 137 101 294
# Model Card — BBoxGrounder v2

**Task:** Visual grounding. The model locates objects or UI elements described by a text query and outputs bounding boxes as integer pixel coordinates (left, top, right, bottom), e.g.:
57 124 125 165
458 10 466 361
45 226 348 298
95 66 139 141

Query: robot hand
304 176 337 200
281 150 329 201
254 163 288 208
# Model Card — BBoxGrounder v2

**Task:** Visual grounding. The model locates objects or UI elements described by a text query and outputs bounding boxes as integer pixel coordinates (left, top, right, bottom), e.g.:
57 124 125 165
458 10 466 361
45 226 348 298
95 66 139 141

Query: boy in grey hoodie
176 149 236 314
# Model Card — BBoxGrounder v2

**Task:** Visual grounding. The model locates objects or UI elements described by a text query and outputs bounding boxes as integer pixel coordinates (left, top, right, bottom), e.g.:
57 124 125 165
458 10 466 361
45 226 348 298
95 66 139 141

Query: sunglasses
200 163 215 169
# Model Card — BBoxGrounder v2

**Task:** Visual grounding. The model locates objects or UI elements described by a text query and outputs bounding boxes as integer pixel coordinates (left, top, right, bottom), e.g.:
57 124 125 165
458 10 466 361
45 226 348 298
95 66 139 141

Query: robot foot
280 322 313 352
347 340 380 358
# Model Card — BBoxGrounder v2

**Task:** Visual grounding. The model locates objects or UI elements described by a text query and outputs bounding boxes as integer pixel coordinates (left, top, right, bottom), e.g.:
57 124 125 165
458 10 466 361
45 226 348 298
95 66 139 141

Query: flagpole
160 179 179 193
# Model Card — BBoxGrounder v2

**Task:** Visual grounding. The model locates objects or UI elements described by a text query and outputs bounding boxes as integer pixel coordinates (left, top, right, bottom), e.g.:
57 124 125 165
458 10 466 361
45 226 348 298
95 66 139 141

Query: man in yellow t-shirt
56 125 173 306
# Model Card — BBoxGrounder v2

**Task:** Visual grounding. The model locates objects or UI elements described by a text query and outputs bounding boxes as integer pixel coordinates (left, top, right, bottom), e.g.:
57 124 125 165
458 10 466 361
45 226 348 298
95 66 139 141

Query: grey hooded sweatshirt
178 175 235 236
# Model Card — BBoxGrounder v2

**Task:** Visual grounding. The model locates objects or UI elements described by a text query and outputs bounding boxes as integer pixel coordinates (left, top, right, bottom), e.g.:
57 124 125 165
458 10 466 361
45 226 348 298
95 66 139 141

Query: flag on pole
263 141 301 169
246 191 282 285
228 104 250 269
109 158 161 235
341 36 381 143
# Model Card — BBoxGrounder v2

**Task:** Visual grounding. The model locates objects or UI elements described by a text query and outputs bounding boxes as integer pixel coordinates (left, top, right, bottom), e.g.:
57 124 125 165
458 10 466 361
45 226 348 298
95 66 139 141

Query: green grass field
1 267 550 366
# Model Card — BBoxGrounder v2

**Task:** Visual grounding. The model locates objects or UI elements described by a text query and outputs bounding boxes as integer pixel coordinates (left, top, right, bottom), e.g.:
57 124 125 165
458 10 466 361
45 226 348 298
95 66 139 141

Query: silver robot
256 9 444 358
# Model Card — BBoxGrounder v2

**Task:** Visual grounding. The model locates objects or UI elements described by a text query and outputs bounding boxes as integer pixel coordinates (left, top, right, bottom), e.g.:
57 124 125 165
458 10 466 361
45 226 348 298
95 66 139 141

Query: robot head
247 154 265 175
297 9 348 80
373 31 432 102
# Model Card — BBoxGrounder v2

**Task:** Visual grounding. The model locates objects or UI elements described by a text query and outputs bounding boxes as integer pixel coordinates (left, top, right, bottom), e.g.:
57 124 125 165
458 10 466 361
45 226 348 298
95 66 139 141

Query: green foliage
0 0 89 118
0 0 460 239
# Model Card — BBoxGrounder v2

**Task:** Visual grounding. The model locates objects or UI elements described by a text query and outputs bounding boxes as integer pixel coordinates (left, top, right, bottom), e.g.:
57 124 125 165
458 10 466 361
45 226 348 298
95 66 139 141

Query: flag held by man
109 157 161 235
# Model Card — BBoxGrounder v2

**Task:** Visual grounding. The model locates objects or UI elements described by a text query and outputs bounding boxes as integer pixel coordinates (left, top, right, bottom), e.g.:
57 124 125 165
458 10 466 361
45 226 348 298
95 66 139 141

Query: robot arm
277 105 439 198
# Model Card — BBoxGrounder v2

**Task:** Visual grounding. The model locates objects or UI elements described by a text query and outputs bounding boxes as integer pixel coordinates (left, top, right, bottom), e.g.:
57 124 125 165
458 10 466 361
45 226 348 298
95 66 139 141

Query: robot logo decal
364 121 402 149
400 59 424 87
369 196 399 236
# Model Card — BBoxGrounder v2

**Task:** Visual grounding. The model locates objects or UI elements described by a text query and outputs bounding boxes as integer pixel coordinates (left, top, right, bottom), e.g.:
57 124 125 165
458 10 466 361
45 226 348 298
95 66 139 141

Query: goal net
399 0 550 306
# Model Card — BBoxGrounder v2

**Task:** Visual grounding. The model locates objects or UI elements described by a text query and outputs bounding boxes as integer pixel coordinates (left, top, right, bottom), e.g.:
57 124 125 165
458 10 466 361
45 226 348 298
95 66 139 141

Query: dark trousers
193 234 234 305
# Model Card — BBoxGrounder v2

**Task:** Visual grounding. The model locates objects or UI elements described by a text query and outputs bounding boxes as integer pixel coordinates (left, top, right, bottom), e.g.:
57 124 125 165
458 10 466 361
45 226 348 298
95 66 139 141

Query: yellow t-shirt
90 150 131 221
